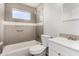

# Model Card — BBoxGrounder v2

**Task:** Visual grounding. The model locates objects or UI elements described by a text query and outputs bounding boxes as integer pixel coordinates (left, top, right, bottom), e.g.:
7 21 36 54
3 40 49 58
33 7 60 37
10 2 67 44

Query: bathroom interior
1 3 79 56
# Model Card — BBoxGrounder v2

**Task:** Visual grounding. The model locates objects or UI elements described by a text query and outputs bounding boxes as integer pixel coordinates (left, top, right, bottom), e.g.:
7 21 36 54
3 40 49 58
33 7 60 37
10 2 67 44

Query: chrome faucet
68 36 76 40
68 36 73 40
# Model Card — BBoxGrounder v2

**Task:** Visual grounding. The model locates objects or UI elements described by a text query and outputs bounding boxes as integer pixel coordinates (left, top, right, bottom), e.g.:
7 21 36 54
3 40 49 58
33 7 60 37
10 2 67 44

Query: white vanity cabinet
48 39 79 56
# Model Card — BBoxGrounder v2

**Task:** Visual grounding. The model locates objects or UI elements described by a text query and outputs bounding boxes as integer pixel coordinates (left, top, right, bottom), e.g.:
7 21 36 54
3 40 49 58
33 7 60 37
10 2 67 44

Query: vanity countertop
49 37 79 52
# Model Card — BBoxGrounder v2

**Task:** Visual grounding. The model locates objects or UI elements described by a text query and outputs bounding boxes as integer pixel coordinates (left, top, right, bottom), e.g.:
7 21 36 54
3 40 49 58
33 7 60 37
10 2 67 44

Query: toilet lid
29 45 46 54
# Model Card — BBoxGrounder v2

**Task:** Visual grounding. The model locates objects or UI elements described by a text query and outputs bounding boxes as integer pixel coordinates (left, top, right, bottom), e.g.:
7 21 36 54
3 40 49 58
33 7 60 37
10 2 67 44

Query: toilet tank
41 35 51 47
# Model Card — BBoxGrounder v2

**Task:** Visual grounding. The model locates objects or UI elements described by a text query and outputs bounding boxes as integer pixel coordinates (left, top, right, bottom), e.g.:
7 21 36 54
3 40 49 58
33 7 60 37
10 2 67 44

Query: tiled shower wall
0 4 4 53
0 3 42 45
36 4 44 42
0 3 43 45
0 4 4 42
3 3 37 45
4 25 36 45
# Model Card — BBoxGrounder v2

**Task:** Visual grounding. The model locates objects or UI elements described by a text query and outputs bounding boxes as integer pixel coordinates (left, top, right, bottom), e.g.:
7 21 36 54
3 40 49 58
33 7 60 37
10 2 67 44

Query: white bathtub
1 40 40 56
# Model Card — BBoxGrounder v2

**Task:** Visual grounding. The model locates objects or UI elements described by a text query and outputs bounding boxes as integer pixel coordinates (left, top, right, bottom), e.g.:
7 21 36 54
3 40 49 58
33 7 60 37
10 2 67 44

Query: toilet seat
29 44 46 55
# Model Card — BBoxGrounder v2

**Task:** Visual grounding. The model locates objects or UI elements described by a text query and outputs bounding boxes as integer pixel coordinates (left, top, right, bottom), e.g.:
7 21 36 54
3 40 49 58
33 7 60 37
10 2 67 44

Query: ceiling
24 3 40 8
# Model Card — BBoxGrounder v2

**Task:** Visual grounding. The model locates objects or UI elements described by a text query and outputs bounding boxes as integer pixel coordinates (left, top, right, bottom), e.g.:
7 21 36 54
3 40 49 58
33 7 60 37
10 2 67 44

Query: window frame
12 8 32 21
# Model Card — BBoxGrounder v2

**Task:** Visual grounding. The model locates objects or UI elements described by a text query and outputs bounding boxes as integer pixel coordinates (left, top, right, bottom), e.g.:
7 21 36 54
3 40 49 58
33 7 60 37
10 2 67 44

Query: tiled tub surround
0 42 3 54
0 3 43 55
59 33 79 41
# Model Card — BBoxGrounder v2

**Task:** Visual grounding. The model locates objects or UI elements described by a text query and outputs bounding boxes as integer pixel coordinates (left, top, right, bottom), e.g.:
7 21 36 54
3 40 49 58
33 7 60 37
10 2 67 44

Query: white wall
44 3 79 37
63 5 72 21
44 3 64 37
63 4 79 35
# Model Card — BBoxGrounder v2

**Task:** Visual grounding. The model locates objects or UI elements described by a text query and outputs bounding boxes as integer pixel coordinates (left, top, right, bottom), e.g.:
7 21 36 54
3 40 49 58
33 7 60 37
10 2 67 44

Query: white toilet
29 35 51 56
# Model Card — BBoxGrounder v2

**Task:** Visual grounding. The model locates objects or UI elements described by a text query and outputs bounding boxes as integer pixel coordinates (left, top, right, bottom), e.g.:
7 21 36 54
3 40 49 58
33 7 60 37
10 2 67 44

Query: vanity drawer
49 44 69 56
49 47 63 56
49 42 79 56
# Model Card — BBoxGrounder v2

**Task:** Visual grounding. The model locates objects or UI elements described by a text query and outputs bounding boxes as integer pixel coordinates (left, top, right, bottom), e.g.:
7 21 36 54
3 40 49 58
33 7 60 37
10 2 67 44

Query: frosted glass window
12 8 31 20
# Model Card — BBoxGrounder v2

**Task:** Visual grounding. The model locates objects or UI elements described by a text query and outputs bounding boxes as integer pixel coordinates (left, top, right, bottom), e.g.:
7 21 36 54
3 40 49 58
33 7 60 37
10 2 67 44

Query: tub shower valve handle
16 30 24 32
